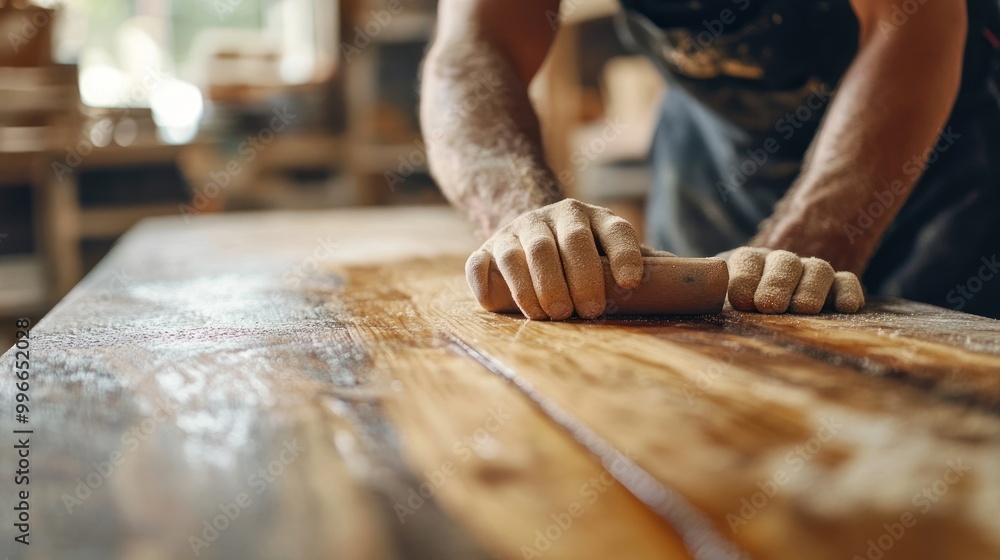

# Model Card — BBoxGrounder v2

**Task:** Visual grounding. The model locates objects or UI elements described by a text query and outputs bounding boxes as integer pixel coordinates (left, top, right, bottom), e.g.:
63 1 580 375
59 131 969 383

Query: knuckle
730 247 765 266
495 246 523 268
836 271 860 286
590 204 615 218
495 221 518 236
730 262 761 279
562 226 593 247
604 217 636 238
556 198 583 213
517 214 545 229
811 259 835 275
557 198 591 219
524 237 553 261
767 250 799 265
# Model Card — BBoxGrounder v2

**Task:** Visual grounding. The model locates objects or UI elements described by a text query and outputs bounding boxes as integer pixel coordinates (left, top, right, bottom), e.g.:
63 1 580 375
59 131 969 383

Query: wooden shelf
348 12 434 43
353 141 428 173
0 255 46 316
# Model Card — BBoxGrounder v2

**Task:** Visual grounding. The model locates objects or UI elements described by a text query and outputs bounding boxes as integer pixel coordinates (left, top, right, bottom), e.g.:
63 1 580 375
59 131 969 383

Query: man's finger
494 239 547 320
827 271 865 313
789 257 835 314
517 220 573 320
754 250 804 313
727 247 767 311
554 205 606 319
591 211 643 289
465 248 494 310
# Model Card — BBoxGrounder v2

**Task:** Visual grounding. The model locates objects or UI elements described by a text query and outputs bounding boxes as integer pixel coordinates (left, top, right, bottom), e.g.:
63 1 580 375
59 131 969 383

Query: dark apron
617 0 1000 318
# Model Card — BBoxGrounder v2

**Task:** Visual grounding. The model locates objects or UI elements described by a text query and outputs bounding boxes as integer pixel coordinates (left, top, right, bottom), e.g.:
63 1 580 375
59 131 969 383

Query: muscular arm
421 0 563 238
422 0 652 320
751 0 967 274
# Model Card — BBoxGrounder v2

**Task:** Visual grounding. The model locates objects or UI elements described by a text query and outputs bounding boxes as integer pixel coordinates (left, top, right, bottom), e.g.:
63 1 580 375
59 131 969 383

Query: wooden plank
329 261 689 560
4 206 998 560
391 258 1000 560
717 303 1000 407
0 208 690 560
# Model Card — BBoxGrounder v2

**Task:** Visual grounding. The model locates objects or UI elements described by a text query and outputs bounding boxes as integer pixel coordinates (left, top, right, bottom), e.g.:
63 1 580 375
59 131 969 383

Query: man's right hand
465 199 647 320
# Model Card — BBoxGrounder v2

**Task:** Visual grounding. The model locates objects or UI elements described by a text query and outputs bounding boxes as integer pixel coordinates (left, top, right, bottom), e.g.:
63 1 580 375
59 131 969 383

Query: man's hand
720 248 865 314
466 199 648 320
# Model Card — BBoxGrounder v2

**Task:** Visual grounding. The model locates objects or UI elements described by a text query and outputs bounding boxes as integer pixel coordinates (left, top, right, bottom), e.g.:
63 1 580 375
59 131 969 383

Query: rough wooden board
377 256 1000 560
0 208 691 560
0 321 395 560
716 302 1000 408
0 209 488 560
4 207 999 560
298 246 691 560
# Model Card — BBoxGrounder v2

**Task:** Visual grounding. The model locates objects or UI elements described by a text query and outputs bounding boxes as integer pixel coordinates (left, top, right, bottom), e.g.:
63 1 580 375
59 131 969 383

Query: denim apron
617 0 1000 317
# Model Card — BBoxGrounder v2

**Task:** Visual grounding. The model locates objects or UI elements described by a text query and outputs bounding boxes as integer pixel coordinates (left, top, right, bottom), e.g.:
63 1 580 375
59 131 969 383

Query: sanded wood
333 264 689 559
2 207 998 560
0 208 688 560
400 258 1000 560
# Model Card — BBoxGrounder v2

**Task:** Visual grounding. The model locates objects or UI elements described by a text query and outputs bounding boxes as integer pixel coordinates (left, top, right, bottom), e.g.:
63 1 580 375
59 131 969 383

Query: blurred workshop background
0 0 665 346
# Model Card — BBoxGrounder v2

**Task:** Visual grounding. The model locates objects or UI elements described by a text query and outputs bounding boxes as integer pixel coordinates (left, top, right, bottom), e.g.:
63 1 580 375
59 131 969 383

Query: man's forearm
751 0 966 274
421 39 562 238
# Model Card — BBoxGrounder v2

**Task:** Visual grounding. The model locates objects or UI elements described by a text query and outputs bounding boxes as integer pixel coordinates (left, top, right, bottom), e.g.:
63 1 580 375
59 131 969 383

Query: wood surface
1 206 998 560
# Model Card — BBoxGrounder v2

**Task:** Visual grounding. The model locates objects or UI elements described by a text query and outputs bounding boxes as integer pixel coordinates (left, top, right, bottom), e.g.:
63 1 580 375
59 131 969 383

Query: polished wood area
2 207 998 560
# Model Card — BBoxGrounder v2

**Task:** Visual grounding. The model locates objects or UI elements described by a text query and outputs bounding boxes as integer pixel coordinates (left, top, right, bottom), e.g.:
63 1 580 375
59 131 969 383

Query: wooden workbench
1 207 998 560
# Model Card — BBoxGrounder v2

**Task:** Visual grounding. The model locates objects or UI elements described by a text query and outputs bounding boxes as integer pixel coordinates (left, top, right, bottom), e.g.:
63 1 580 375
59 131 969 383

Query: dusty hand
466 199 659 320
719 247 865 314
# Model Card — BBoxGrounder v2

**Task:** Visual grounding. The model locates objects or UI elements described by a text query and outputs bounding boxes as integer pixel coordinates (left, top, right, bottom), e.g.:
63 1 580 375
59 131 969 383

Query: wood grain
2 207 998 560
0 208 689 560
393 257 1000 560
332 263 688 559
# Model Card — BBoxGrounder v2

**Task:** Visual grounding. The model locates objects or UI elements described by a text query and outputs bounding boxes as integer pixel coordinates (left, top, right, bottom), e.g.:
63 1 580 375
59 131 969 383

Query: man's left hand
718 247 865 314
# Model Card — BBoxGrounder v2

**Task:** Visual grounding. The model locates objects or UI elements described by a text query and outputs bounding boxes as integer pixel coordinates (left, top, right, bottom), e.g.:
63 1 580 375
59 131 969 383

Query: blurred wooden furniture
0 62 80 315
339 1 439 206
0 2 196 309
0 1 55 67
2 207 998 560
38 136 190 298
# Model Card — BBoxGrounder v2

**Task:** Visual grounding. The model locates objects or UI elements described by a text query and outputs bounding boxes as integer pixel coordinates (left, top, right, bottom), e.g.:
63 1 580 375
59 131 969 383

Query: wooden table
2 207 999 560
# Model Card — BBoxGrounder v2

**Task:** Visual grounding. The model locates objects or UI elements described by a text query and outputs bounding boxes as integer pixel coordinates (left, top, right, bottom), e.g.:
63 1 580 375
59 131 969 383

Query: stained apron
616 0 1000 317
